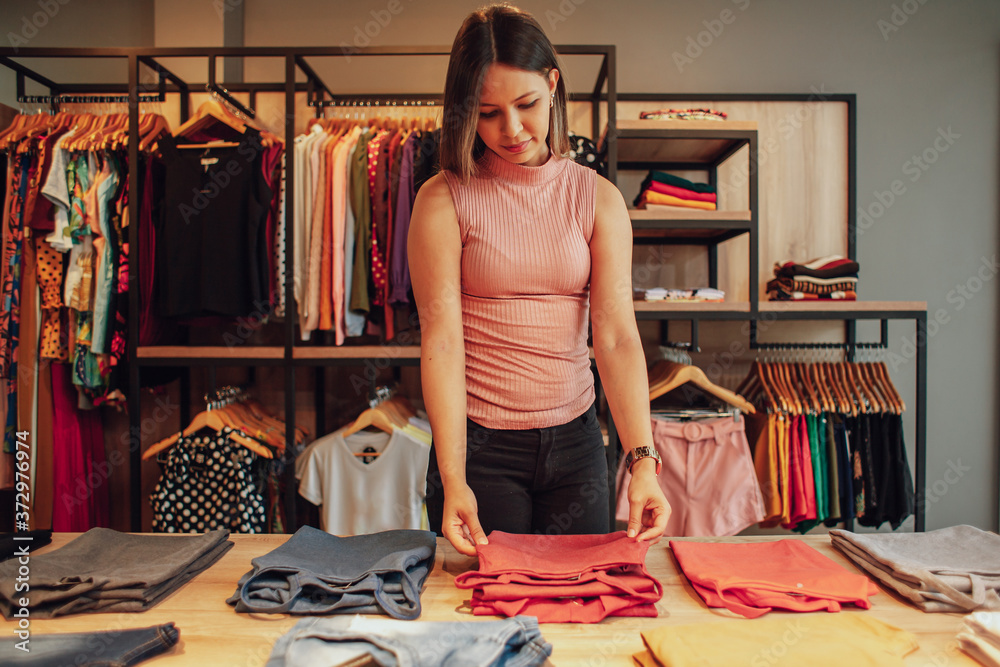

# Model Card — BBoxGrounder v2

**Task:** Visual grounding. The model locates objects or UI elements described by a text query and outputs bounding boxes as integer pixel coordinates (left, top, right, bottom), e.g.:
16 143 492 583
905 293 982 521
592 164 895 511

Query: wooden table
2 533 979 666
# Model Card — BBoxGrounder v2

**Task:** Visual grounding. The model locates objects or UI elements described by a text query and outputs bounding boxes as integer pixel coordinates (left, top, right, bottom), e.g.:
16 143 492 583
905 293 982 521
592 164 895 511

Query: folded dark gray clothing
831 526 1000 613
0 528 232 619
228 526 436 620
0 622 179 666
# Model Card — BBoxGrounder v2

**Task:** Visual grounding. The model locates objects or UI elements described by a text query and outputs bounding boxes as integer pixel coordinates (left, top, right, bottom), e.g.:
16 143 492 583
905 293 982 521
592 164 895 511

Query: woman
408 3 669 557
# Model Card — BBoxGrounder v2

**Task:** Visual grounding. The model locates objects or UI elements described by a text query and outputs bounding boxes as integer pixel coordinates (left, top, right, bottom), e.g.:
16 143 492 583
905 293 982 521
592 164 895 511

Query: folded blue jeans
265 615 552 667
227 526 436 620
0 622 179 666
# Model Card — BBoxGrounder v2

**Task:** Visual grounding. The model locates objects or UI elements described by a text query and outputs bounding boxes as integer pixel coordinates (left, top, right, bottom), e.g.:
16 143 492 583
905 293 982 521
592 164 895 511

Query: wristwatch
624 445 662 476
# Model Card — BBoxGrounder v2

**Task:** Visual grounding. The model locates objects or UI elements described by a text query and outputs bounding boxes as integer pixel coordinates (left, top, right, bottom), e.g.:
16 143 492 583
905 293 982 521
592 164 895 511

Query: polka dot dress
151 427 266 533
567 132 607 177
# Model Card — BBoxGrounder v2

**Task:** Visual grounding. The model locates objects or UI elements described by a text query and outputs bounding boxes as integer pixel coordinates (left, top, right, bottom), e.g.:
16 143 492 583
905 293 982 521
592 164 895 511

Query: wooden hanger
143 410 272 461
648 360 755 413
342 406 397 438
735 360 779 412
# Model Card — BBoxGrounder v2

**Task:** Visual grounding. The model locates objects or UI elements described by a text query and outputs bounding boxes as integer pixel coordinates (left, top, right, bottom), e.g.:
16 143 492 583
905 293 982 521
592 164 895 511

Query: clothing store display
633 169 718 211
454 531 662 623
634 287 725 302
769 255 860 301
443 149 596 430
0 528 232 618
615 414 765 536
0 530 52 560
150 426 268 533
830 525 1000 613
157 132 272 319
959 612 1000 667
670 539 879 618
293 121 437 342
296 426 430 535
633 614 918 667
227 525 436 620
0 623 180 667
265 615 552 667
639 108 728 121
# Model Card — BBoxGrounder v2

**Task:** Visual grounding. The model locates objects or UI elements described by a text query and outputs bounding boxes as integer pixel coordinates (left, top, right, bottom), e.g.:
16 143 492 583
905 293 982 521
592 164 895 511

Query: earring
549 93 555 108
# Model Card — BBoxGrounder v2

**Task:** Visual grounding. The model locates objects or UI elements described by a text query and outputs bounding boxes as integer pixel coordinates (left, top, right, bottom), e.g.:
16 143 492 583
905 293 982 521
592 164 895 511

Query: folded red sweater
670 539 878 619
455 531 663 623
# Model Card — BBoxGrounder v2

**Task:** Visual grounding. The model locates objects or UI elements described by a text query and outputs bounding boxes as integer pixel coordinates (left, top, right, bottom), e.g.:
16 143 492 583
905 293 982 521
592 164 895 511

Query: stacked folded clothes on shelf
633 614 918 667
830 525 1000 613
265 615 553 667
767 254 859 300
227 526 437 620
454 531 663 623
635 287 725 302
958 612 1000 667
670 539 879 619
634 170 717 212
639 108 728 122
0 528 233 618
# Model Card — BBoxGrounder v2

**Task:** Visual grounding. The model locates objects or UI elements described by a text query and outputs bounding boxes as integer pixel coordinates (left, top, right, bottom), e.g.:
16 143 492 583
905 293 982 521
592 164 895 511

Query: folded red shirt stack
455 531 663 623
670 539 878 619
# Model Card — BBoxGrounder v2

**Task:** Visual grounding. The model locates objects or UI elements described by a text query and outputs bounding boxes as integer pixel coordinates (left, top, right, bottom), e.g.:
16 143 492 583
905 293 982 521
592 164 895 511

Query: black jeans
426 403 610 536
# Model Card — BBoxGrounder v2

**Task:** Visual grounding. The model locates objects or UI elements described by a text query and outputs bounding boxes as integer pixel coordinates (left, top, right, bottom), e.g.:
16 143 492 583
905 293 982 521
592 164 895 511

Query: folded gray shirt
0 528 232 618
831 525 1000 613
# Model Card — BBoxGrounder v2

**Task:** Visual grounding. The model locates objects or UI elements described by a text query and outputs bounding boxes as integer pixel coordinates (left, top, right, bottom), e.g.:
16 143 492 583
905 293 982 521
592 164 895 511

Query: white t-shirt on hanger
297 426 430 536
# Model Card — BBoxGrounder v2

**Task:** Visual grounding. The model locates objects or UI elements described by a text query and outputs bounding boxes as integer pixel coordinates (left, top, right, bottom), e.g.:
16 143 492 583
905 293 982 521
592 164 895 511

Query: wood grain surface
1 533 978 666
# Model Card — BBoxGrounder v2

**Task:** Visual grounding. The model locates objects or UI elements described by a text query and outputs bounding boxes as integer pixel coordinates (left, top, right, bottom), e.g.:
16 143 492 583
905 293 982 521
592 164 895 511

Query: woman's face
477 63 559 167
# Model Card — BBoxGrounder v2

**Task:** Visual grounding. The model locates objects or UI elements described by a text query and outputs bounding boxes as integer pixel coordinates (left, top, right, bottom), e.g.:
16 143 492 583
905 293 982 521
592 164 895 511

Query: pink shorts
615 414 765 536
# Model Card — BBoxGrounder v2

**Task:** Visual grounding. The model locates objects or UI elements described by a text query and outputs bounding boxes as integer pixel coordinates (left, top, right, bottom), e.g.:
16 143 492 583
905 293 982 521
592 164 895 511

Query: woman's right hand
441 482 489 557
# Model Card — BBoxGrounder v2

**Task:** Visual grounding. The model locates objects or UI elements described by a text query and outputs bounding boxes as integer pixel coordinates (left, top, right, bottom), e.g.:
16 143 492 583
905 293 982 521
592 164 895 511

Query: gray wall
1 0 997 531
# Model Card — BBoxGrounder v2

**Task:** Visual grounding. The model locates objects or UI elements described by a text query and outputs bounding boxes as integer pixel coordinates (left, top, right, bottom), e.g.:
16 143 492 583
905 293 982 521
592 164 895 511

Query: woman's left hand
625 459 669 541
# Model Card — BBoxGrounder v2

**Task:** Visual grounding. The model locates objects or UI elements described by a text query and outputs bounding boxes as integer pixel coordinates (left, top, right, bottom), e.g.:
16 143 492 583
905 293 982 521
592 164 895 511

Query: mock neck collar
480 147 566 185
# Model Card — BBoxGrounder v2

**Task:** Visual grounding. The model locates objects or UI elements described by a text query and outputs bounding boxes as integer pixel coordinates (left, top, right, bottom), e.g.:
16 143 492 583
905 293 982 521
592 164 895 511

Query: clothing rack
0 44 616 532
0 47 927 535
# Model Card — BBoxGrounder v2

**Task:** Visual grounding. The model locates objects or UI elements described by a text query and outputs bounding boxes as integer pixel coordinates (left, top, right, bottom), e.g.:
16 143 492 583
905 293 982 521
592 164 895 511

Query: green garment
349 130 372 314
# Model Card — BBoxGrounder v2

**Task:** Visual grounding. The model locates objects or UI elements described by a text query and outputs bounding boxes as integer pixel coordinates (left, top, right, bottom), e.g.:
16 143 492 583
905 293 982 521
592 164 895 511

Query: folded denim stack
0 528 232 618
0 623 180 666
633 171 717 213
767 255 860 301
454 531 662 623
265 615 552 667
633 614 918 667
227 526 436 620
958 612 1000 667
830 525 1000 613
670 539 879 618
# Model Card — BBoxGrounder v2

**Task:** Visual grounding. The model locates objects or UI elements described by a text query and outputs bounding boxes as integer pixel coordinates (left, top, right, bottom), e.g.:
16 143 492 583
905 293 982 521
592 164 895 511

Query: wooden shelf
632 301 927 320
293 345 420 362
613 119 758 165
630 208 752 244
136 346 284 365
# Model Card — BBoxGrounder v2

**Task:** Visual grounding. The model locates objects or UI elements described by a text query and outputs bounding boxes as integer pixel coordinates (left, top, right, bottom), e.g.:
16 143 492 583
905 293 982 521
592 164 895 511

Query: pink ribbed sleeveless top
443 149 597 429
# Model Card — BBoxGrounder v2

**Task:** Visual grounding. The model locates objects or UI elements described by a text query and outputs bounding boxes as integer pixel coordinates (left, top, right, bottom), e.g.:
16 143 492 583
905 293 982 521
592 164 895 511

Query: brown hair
440 3 570 182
